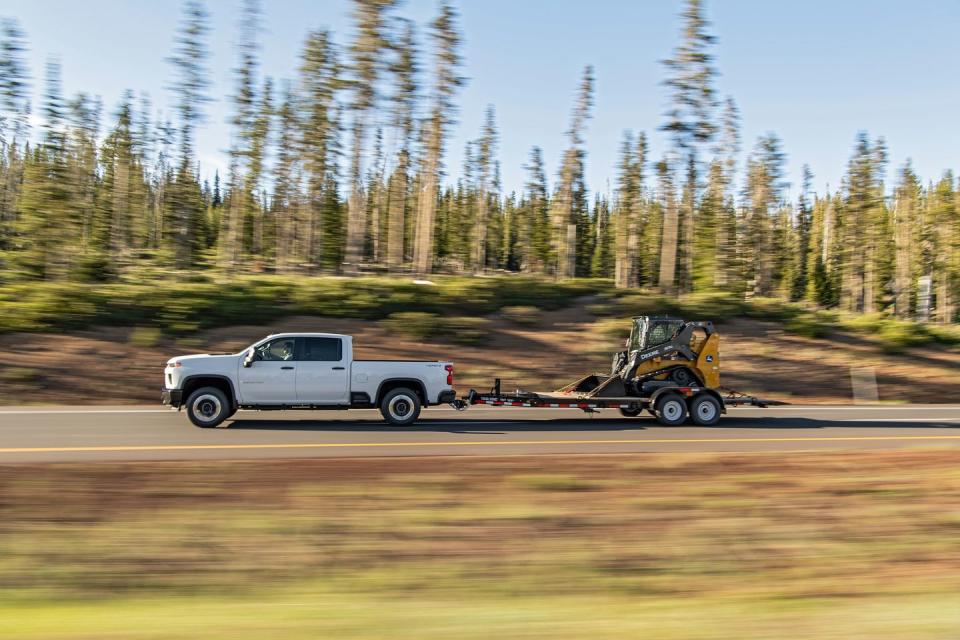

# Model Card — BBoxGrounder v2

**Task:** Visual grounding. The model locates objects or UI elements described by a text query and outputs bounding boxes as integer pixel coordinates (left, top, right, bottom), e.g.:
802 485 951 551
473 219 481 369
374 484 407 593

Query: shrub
0 367 41 383
381 312 439 340
876 321 932 354
501 305 542 326
440 317 490 345
509 474 595 492
128 326 162 348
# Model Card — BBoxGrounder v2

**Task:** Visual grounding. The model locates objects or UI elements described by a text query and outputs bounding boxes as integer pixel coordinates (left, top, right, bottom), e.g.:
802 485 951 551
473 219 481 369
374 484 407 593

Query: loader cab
628 316 686 353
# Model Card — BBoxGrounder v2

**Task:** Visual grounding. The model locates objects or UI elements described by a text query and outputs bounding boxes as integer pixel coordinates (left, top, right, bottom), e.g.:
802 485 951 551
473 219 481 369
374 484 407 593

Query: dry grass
2 451 960 638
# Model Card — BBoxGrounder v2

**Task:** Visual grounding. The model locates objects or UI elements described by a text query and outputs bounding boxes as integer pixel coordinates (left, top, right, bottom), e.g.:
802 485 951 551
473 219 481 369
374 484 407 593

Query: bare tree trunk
343 118 366 271
893 200 911 318
473 190 488 273
659 198 679 293
386 154 407 271
413 118 442 274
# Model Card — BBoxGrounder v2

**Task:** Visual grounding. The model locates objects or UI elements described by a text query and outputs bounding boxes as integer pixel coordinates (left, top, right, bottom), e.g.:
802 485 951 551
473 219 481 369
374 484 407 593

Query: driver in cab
259 338 295 361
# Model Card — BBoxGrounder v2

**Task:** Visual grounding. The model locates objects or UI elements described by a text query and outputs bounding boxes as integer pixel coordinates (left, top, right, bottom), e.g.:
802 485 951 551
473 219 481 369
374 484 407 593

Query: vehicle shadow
224 415 960 433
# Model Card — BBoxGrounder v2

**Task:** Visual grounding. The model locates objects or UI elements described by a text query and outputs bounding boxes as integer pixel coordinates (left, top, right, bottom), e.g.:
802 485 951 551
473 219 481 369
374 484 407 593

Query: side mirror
243 348 256 368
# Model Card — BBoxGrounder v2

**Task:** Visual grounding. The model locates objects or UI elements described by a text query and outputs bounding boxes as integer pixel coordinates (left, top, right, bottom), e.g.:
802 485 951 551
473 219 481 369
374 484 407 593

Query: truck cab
162 333 455 428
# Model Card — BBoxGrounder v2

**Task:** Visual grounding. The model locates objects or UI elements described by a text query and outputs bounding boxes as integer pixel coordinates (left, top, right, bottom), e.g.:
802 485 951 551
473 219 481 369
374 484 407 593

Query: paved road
1 404 960 462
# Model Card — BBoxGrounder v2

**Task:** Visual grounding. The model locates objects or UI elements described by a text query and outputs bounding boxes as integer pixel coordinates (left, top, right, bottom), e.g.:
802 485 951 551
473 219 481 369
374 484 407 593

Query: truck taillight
445 364 454 386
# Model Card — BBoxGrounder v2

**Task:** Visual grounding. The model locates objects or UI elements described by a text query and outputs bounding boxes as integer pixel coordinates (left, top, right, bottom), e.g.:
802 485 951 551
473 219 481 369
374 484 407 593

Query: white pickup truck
161 333 456 428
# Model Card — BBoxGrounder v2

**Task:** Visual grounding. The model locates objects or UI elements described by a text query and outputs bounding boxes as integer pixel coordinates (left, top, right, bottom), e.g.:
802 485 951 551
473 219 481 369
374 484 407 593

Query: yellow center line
3 433 960 454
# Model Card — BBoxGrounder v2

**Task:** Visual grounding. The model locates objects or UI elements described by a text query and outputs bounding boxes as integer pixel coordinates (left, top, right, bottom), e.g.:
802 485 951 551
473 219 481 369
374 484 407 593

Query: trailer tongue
451 316 786 426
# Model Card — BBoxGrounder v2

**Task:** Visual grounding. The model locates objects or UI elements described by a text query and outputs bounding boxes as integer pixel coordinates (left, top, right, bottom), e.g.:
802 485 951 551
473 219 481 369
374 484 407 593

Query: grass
0 272 956 355
3 452 960 638
0 274 604 336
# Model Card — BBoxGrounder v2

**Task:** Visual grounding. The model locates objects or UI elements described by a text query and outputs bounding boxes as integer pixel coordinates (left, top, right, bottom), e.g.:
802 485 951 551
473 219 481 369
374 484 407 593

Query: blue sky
3 0 959 198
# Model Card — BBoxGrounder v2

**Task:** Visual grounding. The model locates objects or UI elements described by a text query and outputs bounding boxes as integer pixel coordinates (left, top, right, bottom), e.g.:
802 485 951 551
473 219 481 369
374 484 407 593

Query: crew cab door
237 337 298 404
295 337 350 404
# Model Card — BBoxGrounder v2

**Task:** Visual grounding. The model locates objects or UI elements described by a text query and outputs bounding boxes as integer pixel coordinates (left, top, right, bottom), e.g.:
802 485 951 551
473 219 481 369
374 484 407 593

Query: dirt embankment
1 300 959 405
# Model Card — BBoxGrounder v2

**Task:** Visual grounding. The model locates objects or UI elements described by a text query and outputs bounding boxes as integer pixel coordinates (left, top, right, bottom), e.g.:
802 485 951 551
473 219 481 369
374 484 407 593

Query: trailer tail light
445 364 454 386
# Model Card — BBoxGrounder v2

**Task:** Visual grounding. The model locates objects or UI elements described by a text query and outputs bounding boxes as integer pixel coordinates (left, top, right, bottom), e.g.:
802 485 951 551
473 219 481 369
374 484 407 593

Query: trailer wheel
689 394 721 426
618 406 642 417
380 387 421 426
654 393 688 426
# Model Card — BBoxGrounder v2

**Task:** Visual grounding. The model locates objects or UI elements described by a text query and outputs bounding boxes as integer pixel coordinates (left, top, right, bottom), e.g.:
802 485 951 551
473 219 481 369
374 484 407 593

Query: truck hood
167 353 241 366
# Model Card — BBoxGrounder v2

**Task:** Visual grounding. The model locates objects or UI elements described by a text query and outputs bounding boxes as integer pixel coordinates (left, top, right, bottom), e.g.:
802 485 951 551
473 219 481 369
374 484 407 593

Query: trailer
451 315 785 426
455 377 780 426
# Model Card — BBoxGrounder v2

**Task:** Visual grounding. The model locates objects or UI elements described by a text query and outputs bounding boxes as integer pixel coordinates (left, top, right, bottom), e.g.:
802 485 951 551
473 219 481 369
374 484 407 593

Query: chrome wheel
192 393 222 424
388 394 414 422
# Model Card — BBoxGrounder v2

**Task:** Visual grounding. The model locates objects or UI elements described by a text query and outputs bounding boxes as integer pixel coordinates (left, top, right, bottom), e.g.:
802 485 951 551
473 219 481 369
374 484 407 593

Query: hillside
2 282 958 405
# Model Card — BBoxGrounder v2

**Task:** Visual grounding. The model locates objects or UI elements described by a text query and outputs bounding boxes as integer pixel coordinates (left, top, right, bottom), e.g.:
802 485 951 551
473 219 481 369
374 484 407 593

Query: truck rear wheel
380 387 421 426
654 393 688 426
186 386 231 428
689 394 721 426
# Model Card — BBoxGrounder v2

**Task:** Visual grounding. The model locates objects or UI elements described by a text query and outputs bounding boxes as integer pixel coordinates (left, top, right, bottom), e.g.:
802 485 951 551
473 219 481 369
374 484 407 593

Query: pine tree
167 0 211 267
221 0 262 267
385 18 417 270
656 158 679 293
522 146 549 272
659 0 718 293
742 133 787 297
412 1 463 274
714 96 739 288
550 65 593 279
472 105 497 272
298 29 340 269
614 130 645 288
344 0 396 270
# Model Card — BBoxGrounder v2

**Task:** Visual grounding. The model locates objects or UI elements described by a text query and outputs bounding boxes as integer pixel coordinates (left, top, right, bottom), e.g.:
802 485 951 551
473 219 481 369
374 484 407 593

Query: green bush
0 367 41 383
381 312 439 340
441 317 490 345
128 326 163 348
501 305 542 326
876 321 932 353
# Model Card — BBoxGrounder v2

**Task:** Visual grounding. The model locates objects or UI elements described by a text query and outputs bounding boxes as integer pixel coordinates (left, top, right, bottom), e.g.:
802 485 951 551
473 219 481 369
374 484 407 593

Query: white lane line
0 410 172 415
844 418 960 423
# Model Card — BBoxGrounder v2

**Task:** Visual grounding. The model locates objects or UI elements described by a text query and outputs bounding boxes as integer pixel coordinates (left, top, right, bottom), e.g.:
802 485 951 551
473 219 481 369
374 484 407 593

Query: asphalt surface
1 404 959 462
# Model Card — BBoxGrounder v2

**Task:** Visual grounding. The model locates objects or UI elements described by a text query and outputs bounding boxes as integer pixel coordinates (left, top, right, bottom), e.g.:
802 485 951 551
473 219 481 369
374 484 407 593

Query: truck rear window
301 337 343 362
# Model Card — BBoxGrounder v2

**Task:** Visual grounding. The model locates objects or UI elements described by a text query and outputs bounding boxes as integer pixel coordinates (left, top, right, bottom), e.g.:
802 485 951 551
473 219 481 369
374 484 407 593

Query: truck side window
256 338 296 361
302 337 343 362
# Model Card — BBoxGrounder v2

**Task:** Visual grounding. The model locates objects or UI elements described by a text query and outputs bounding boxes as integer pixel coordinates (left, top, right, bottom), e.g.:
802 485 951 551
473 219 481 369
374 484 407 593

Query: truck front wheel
380 387 422 426
186 386 231 428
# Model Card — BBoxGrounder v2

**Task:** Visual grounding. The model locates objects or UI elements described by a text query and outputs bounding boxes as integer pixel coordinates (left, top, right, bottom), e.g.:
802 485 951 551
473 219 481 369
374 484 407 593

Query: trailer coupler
450 399 469 411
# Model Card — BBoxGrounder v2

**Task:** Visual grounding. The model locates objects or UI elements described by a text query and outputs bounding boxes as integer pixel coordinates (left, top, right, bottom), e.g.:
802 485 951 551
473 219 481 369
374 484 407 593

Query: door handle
281 366 295 370
332 366 345 370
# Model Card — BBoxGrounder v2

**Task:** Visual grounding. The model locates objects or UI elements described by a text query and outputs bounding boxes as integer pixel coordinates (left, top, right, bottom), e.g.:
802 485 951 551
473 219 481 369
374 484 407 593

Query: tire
669 367 696 386
619 406 643 417
689 394 722 426
654 393 688 426
186 386 231 428
380 387 422 426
